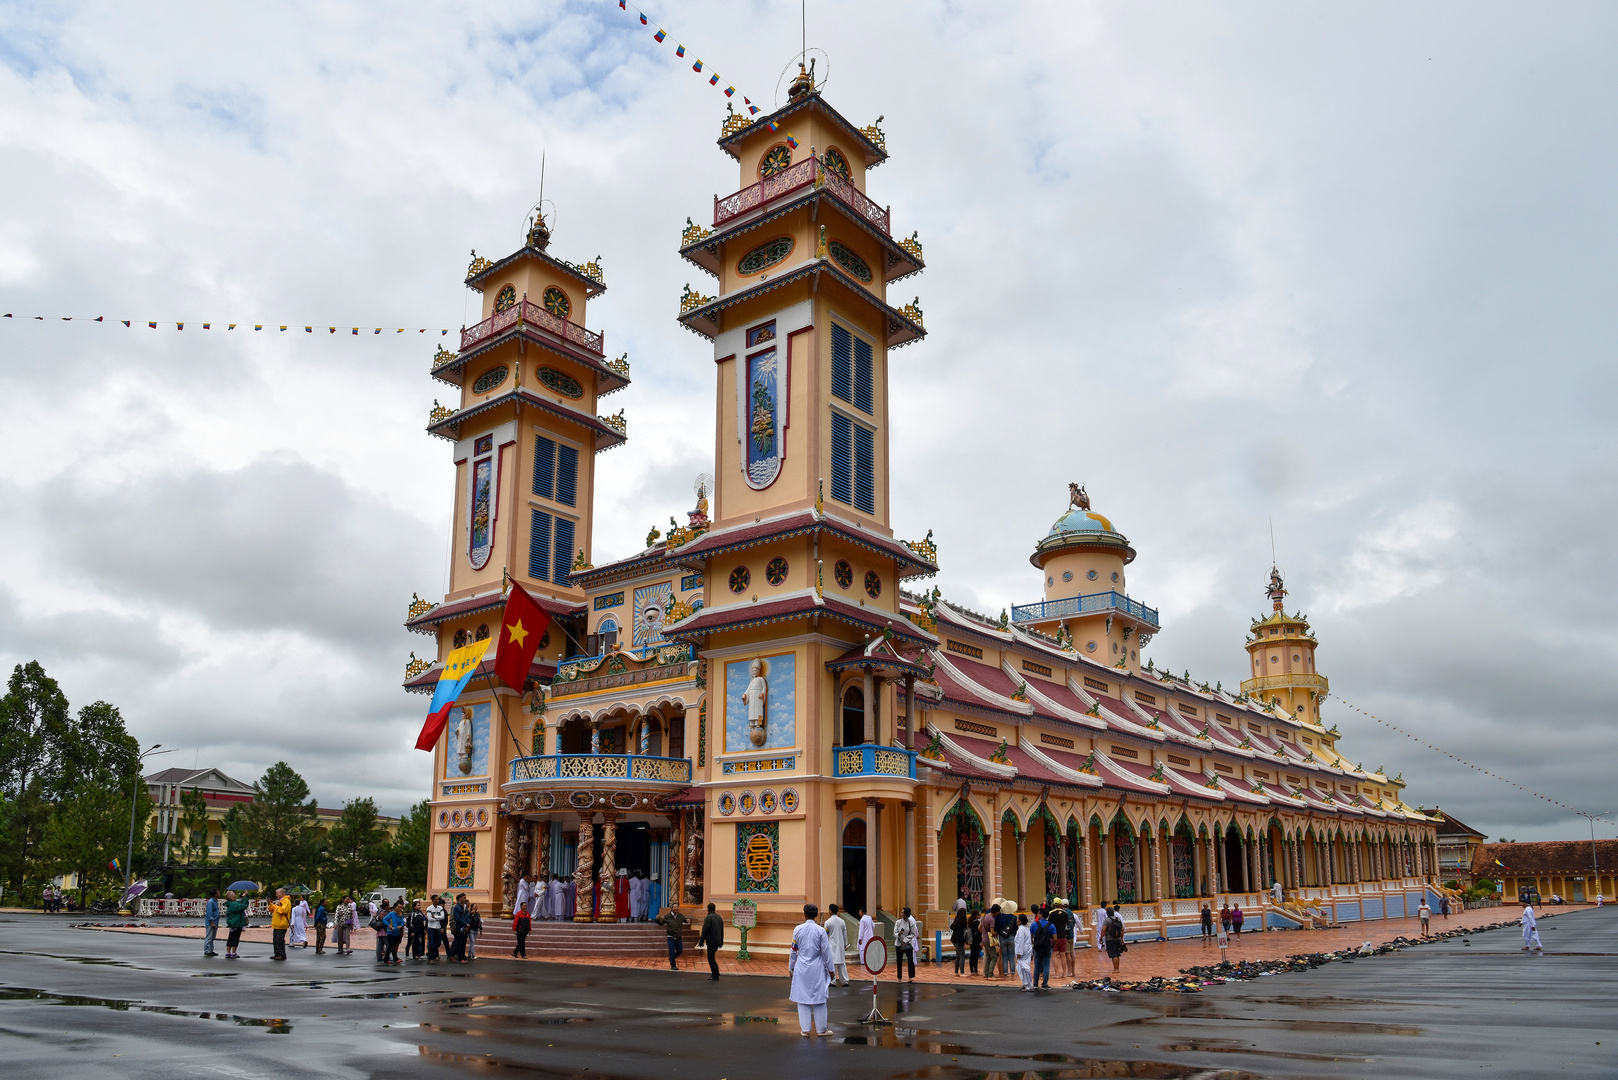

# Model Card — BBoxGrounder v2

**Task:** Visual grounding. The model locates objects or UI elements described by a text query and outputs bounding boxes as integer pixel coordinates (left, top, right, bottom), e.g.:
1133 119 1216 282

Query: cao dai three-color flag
414 637 492 751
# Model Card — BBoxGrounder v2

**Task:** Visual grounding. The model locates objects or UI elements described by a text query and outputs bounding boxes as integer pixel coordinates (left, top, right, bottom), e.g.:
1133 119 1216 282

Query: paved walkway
88 902 1597 984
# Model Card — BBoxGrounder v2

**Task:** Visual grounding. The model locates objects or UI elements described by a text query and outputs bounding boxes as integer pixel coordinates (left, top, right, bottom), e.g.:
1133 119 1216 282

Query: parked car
364 888 407 908
1518 886 1541 905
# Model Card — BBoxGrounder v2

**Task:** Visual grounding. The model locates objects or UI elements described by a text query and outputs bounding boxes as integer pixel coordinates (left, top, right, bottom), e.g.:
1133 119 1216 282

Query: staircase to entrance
477 920 698 959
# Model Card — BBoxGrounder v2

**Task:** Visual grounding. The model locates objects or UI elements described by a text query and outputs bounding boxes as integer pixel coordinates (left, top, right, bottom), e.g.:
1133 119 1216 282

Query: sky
0 1 1613 842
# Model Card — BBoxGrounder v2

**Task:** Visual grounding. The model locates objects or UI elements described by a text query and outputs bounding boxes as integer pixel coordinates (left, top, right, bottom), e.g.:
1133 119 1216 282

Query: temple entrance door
842 687 865 747
1224 828 1247 893
842 817 867 913
559 719 591 754
619 821 650 877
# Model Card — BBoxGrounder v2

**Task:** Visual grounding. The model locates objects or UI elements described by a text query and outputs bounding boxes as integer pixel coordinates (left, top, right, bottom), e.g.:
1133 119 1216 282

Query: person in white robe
554 875 570 921
630 872 647 921
290 898 309 947
513 876 531 919
856 909 876 977
1094 907 1106 953
788 904 836 1036
1013 913 1034 990
527 875 544 921
1521 904 1543 951
824 904 850 986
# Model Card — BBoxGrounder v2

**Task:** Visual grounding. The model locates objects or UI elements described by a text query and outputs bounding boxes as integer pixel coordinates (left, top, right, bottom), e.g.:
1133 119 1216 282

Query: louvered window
533 436 555 498
554 516 576 586
528 509 553 582
831 412 853 506
853 422 875 513
832 323 852 404
556 444 578 507
853 335 873 414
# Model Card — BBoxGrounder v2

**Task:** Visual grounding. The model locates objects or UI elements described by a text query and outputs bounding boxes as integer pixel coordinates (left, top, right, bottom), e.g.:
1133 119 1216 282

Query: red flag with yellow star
491 581 551 693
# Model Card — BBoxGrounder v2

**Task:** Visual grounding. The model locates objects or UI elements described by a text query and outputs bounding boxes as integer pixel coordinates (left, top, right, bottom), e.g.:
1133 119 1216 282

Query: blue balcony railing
833 745 918 780
1009 590 1160 630
507 753 692 785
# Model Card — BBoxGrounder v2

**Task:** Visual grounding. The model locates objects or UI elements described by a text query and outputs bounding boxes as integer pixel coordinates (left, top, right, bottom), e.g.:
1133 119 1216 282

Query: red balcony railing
460 298 604 356
713 157 890 236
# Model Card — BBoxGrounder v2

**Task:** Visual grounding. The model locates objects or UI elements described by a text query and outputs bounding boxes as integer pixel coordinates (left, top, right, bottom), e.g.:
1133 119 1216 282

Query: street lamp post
1574 811 1611 903
125 745 175 889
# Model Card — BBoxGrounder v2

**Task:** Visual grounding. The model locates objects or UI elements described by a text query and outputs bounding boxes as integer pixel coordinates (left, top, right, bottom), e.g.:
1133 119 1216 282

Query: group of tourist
197 887 484 964
509 870 663 923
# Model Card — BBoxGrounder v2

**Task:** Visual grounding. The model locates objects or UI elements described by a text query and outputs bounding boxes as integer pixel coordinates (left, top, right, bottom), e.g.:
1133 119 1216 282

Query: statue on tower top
1068 482 1090 511
789 58 815 99
1266 566 1287 612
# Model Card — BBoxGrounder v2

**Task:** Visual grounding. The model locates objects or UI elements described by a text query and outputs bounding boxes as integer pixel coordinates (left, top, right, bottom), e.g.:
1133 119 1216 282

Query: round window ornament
864 571 882 599
537 366 583 399
1086 641 1098 653
494 285 517 313
738 235 794 275
760 144 793 178
738 790 757 815
1112 572 1120 583
827 240 872 283
834 560 854 589
824 146 851 180
472 365 509 394
1087 570 1098 580
780 787 800 813
541 286 570 318
766 557 789 585
729 566 751 593
718 792 736 816
760 789 778 814
1063 571 1073 582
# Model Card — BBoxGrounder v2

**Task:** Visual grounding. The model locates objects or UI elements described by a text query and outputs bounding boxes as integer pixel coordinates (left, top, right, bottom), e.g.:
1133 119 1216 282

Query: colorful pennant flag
675 45 685 57
692 59 702 71
653 29 665 42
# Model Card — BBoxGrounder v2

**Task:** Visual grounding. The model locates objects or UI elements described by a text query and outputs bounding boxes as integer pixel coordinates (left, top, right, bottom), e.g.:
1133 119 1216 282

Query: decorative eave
923 722 1018 780
567 543 673 588
676 260 924 349
826 637 930 680
664 588 936 648
667 508 938 579
679 191 923 283
403 656 558 695
931 652 1034 717
466 244 607 298
1005 662 1105 731
432 327 630 397
405 589 585 637
1030 527 1137 568
428 387 627 452
717 90 888 168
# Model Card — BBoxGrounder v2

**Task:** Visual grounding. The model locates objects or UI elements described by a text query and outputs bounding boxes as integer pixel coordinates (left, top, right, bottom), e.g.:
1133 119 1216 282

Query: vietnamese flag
414 637 492 751
492 580 551 693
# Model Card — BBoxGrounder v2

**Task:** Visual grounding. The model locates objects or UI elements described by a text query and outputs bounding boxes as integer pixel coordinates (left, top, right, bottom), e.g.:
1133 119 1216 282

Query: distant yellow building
408 70 1442 950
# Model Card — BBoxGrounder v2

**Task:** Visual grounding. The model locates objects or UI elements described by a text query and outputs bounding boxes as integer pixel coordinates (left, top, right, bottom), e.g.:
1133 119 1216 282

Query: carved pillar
1014 826 1026 907
501 817 521 916
864 797 880 913
671 813 685 907
835 800 846 909
535 818 551 883
1132 829 1145 905
639 715 651 755
902 674 915 748
862 668 876 744
597 810 619 922
590 720 601 754
684 807 704 905
1058 827 1070 900
1215 829 1227 897
573 813 597 922
903 801 915 913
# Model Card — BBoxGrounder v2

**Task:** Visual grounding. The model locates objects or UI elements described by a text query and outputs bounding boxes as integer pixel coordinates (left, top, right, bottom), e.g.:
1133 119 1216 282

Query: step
477 920 699 958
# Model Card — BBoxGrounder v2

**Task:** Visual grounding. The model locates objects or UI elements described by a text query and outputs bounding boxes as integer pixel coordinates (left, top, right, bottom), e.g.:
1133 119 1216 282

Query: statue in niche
743 658 769 748
454 706 475 775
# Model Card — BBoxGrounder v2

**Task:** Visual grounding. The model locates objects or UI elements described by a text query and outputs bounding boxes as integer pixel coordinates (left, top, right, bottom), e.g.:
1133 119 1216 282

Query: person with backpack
312 897 328 954
1048 900 1075 980
407 900 427 960
995 904 1017 978
467 903 483 959
980 905 1001 979
1103 905 1126 974
1030 908 1054 989
894 906 919 982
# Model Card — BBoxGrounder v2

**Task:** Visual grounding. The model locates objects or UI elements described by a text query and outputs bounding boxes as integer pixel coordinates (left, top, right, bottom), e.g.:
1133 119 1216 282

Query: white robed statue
743 658 769 747
788 904 835 1036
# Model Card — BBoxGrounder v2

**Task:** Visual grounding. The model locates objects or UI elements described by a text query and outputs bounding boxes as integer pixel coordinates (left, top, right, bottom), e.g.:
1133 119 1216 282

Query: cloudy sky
1 1 1612 841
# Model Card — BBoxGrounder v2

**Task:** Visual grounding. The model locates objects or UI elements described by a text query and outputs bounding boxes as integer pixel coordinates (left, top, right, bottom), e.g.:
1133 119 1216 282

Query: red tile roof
403 656 558 695
1471 840 1618 879
665 590 934 647
668 509 937 577
406 590 584 635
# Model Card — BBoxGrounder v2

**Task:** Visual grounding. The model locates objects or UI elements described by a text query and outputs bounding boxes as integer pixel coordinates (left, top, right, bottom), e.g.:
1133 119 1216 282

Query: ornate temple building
406 69 1443 950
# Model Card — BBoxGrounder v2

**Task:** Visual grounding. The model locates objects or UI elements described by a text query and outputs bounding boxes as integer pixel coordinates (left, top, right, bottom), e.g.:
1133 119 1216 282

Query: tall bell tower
1241 567 1330 730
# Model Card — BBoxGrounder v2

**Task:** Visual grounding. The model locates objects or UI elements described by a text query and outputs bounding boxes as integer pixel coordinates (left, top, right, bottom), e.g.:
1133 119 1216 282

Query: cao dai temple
405 70 1443 952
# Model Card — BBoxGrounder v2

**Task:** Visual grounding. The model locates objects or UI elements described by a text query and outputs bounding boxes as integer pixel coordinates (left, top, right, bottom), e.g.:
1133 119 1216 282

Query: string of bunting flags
611 0 802 149
3 314 452 335
1336 696 1587 815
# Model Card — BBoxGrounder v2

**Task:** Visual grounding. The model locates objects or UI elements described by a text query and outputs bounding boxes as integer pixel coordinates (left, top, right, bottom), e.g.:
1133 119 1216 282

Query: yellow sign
454 840 474 880
744 833 775 883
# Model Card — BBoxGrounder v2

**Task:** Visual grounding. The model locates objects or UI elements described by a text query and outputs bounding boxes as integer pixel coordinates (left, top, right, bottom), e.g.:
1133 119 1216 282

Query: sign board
862 936 888 975
731 899 757 929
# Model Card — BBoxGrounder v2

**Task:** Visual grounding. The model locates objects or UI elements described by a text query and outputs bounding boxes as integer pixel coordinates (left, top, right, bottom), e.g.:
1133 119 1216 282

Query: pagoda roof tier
427 386 627 452
717 90 888 168
466 244 607 298
825 637 930 681
667 508 938 579
677 260 924 349
405 588 585 636
402 656 558 695
436 300 629 396
567 541 672 588
664 587 936 648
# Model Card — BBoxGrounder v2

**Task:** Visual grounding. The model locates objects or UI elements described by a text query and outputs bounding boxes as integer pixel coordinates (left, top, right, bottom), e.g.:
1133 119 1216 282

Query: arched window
841 685 865 747
598 618 618 651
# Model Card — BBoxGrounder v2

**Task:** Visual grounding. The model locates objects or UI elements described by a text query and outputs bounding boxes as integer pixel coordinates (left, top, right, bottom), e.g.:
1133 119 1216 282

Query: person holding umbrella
223 890 250 959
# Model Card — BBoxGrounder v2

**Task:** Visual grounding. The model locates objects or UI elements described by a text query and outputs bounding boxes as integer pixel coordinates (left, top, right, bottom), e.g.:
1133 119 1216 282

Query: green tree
226 762 321 888
42 780 147 904
323 796 388 895
385 800 431 890
0 662 73 798
177 787 211 865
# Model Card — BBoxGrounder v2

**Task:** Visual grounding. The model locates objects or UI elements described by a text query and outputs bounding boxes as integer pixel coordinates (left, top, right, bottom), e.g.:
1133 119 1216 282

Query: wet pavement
1 909 1614 1079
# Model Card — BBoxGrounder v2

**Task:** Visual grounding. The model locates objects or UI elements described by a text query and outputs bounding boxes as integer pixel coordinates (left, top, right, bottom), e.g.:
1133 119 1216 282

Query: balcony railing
507 753 692 786
460 298 604 356
1240 672 1329 694
833 744 917 780
1009 590 1160 630
712 157 891 236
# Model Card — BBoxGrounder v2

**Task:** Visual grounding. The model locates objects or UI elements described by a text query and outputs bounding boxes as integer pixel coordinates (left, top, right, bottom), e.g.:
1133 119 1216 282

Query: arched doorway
1224 825 1247 893
559 717 592 754
842 817 867 913
842 686 865 747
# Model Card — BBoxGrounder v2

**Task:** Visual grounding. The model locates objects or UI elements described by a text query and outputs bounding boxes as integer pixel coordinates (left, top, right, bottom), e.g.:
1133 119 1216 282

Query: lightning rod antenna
1269 516 1276 568
801 0 806 69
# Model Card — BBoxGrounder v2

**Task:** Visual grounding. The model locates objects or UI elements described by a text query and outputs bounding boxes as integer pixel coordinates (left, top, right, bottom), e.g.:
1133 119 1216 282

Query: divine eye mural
741 348 783 488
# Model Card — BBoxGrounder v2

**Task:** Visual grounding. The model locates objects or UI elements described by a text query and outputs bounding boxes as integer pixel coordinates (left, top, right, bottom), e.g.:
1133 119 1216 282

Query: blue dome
1048 509 1114 536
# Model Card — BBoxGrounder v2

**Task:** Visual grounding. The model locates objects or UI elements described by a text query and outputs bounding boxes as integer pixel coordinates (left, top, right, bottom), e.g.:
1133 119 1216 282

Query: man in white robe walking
513 876 531 921
290 898 309 948
824 904 850 986
1521 903 1544 951
788 904 835 1037
1013 912 1034 990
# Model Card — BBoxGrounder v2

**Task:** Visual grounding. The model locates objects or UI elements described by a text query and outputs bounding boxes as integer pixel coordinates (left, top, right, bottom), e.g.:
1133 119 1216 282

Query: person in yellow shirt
268 888 291 961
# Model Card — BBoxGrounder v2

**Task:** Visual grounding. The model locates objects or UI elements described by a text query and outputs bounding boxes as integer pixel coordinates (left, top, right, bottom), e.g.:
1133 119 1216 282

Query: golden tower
1241 567 1330 734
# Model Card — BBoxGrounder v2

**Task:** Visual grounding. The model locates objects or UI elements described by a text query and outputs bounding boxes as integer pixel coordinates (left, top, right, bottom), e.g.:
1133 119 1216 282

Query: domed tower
1241 567 1330 731
1010 483 1159 672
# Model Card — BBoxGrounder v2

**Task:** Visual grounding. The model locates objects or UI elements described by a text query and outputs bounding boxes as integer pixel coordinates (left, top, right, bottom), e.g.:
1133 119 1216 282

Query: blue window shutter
854 422 875 514
831 412 853 506
556 444 578 507
853 335 873 414
831 323 852 404
528 510 553 582
553 516 576 587
533 436 555 499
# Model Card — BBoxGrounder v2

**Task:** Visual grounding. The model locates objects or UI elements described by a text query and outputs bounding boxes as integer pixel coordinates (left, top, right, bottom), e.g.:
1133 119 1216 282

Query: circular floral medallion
760 789 778 814
827 240 872 283
834 560 854 589
729 565 750 593
477 807 489 826
765 556 789 585
1086 641 1098 653
718 792 736 816
471 365 508 394
1087 569 1099 580
475 623 490 641
824 147 851 180
738 235 794 276
438 810 450 828
451 809 463 827
760 144 793 178
738 790 757 815
780 787 799 813
494 285 517 313
537 366 583 399
542 286 570 318
1063 571 1073 582
454 629 468 648
864 570 882 599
